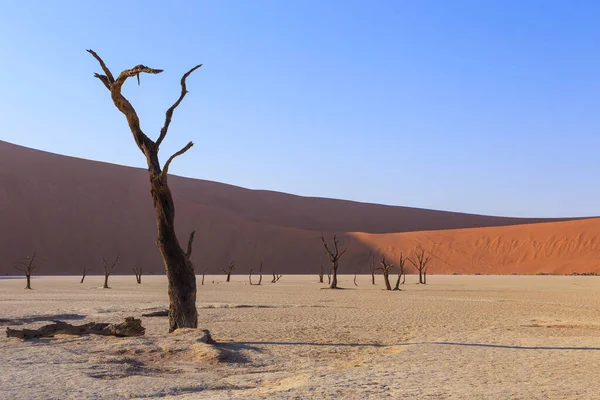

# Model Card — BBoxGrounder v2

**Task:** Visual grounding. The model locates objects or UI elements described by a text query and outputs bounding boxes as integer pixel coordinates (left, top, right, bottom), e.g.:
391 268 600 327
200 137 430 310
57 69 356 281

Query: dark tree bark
321 234 347 289
88 50 200 332
101 256 119 289
133 266 143 284
378 255 394 291
14 253 36 290
6 317 145 339
80 266 87 284
409 246 433 284
319 265 324 283
393 252 407 290
223 261 235 282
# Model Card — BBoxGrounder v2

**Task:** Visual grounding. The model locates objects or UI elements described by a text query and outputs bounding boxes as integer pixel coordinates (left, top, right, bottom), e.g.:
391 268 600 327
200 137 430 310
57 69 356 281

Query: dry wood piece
409 246 432 284
6 317 145 340
223 261 235 282
101 255 119 288
88 50 200 332
133 266 143 284
14 253 37 290
321 234 347 289
142 310 169 317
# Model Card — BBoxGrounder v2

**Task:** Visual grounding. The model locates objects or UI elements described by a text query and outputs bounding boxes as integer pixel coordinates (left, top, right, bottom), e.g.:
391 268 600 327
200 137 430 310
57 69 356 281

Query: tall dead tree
393 252 407 290
133 266 143 284
223 261 235 282
14 253 36 290
87 50 200 332
378 255 394 291
80 266 87 284
321 234 347 289
101 256 119 289
409 247 433 284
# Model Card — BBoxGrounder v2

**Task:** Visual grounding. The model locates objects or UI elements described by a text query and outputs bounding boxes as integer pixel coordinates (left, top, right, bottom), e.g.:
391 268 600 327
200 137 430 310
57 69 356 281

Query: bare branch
114 65 163 87
162 141 194 177
156 64 203 148
185 230 196 258
86 49 115 85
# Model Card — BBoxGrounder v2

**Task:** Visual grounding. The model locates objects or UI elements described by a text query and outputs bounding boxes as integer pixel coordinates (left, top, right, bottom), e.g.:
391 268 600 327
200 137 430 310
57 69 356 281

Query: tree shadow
234 341 385 348
401 341 600 351
0 313 87 326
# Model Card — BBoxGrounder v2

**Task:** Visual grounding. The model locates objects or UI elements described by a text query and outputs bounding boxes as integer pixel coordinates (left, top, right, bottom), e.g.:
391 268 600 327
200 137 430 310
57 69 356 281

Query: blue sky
1 0 599 217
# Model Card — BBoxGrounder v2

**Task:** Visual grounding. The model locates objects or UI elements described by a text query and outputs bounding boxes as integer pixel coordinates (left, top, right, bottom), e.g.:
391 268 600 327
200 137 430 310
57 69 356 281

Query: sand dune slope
0 140 595 275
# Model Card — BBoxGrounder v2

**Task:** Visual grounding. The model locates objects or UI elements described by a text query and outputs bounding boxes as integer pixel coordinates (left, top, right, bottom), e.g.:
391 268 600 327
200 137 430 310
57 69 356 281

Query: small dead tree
319 265 324 283
14 253 36 290
223 261 235 282
409 247 433 284
368 251 378 285
101 256 119 289
250 263 263 285
378 255 394 291
321 234 347 289
353 270 358 286
80 266 87 284
201 272 206 285
327 270 331 285
88 50 201 332
271 269 282 283
133 266 143 284
393 252 407 290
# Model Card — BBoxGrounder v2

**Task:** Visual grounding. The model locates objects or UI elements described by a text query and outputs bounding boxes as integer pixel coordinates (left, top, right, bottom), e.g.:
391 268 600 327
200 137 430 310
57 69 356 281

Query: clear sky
1 1 599 218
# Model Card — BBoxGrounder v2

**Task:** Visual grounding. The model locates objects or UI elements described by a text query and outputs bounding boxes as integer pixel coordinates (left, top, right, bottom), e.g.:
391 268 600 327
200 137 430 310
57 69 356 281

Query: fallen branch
6 317 145 339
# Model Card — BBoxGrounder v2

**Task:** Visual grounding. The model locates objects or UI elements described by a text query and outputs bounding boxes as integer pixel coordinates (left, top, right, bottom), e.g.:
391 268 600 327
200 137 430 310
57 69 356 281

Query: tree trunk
371 270 375 285
330 263 338 289
393 274 402 290
25 274 31 290
419 269 423 284
226 272 231 282
353 271 358 286
80 274 85 284
103 274 110 289
201 273 205 285
382 270 392 290
423 271 427 284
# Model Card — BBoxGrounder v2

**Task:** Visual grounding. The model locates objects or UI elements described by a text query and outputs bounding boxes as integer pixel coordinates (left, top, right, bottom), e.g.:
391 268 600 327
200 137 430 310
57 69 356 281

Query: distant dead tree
353 270 358 286
250 262 263 285
80 266 87 284
223 261 235 282
321 234 347 289
14 253 36 290
271 269 282 283
201 272 205 285
327 270 331 285
88 50 201 332
368 251 378 285
318 265 324 283
393 252 408 290
378 255 394 290
101 256 119 289
409 247 432 284
133 266 143 284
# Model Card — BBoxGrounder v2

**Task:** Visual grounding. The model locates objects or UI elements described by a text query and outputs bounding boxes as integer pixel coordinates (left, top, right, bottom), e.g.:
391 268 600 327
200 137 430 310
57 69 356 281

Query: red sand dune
0 140 596 276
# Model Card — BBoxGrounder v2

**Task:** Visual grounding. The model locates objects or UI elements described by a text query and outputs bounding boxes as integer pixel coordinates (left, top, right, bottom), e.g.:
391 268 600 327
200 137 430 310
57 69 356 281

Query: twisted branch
162 141 194 177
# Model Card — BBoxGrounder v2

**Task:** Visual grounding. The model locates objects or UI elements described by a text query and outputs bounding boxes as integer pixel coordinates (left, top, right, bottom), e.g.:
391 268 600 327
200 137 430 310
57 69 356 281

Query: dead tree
327 270 331 285
201 272 205 285
319 265 324 283
368 251 378 285
378 255 394 291
393 252 407 290
271 269 282 283
353 270 358 286
14 253 36 290
223 261 235 282
409 247 433 284
249 263 263 285
80 266 87 284
101 256 119 289
321 234 347 289
88 50 200 332
133 266 143 284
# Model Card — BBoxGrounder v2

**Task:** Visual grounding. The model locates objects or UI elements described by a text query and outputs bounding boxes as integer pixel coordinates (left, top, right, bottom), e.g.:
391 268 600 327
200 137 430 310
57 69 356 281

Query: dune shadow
401 341 600 351
235 341 384 348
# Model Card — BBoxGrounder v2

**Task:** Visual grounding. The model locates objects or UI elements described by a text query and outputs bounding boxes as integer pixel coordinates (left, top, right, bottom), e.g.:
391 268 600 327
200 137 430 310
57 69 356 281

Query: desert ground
2 275 600 399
